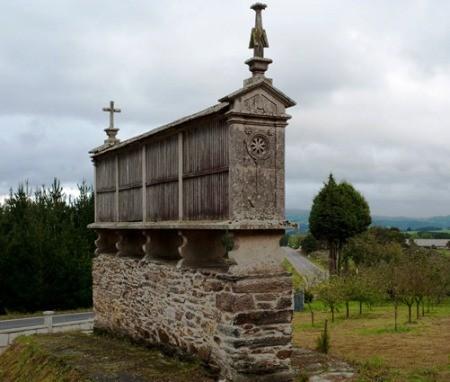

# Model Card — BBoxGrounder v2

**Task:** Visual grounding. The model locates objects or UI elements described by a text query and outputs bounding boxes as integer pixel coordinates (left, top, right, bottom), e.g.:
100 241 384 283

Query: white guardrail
0 311 94 353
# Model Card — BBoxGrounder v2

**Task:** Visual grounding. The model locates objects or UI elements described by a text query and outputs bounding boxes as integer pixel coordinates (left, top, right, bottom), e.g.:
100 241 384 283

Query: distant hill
286 209 450 232
286 209 310 232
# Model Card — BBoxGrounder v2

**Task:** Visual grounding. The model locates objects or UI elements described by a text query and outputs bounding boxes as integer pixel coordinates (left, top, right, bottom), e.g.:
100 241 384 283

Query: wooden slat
142 146 147 222
95 115 230 223
146 182 178 221
146 136 178 220
178 132 183 220
119 148 142 187
96 192 116 222
146 136 178 182
183 172 228 220
115 155 119 222
119 188 143 222
96 156 116 191
182 117 229 220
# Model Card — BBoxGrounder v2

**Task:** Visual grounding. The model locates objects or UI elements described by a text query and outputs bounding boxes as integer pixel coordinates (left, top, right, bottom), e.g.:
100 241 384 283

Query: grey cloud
1 0 450 217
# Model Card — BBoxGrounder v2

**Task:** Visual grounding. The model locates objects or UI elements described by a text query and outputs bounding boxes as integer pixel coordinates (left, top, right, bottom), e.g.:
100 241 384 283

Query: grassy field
293 300 450 381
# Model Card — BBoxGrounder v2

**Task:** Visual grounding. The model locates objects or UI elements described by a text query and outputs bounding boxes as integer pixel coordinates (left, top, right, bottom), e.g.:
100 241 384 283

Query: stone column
213 230 294 381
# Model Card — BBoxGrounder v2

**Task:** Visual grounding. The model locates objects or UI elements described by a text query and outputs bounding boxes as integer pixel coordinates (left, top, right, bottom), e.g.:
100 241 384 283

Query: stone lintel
89 220 295 231
225 112 291 127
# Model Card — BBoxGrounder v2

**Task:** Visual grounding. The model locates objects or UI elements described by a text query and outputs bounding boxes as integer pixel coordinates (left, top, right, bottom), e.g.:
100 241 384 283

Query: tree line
299 174 450 330
314 242 450 329
0 180 95 314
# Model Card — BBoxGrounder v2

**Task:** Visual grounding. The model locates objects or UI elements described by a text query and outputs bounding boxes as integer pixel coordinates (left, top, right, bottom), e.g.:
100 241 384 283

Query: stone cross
249 3 269 58
102 101 121 145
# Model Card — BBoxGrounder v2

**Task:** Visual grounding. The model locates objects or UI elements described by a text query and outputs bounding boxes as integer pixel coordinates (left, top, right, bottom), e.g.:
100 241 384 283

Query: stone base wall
93 254 294 381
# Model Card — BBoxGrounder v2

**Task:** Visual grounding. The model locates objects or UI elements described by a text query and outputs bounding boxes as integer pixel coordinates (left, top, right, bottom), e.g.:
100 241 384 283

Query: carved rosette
246 133 271 161
244 128 275 162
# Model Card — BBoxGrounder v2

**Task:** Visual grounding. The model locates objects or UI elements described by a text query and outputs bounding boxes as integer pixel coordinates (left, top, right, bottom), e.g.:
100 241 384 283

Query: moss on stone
0 333 216 382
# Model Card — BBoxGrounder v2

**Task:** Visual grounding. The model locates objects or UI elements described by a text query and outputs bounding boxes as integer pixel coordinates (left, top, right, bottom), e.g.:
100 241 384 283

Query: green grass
436 249 450 257
282 258 305 291
358 326 414 335
293 300 450 381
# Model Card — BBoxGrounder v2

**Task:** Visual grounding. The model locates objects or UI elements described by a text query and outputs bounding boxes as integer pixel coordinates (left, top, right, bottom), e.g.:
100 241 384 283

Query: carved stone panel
242 94 277 115
228 121 285 221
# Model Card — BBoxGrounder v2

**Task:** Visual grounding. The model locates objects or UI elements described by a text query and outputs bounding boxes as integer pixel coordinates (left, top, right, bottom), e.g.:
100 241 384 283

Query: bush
288 234 303 249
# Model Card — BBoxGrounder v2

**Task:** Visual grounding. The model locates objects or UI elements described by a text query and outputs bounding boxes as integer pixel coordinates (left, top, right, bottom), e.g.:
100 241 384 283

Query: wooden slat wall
96 156 116 222
183 172 228 220
146 182 178 220
119 148 141 187
118 148 142 221
94 116 229 223
97 192 116 222
183 118 229 220
146 136 178 221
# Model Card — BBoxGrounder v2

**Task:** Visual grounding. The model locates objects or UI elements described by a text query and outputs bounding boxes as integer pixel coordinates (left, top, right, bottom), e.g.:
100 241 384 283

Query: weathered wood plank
119 188 143 222
146 136 178 182
183 118 228 174
142 146 147 222
178 132 183 220
146 182 178 221
183 171 229 220
182 117 229 220
95 116 230 222
96 192 116 222
146 136 178 220
119 148 142 187
96 156 116 191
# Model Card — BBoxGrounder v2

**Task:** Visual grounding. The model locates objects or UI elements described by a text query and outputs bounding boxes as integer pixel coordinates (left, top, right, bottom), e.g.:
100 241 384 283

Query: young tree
376 261 402 330
343 233 403 268
309 174 371 274
389 249 428 324
315 277 343 322
341 268 381 317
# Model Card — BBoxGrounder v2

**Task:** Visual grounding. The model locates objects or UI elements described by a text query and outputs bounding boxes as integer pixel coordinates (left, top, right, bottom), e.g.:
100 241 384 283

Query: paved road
283 247 327 287
0 312 94 331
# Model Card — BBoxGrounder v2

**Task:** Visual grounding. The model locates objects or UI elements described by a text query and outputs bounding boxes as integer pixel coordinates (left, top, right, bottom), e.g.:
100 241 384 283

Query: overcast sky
1 0 449 217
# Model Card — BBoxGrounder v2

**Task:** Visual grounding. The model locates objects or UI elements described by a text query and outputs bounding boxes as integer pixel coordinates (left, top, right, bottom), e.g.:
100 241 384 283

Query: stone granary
89 4 297 381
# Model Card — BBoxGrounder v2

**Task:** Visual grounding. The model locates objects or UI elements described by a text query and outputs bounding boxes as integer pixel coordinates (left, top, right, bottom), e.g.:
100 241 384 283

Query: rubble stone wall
93 254 294 381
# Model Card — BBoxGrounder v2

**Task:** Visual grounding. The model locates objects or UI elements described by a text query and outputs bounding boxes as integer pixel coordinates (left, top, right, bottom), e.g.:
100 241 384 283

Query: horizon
1 183 449 220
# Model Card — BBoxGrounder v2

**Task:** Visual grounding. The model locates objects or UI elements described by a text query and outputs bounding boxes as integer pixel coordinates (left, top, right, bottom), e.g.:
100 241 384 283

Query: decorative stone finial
249 3 269 58
245 3 273 85
102 100 121 145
